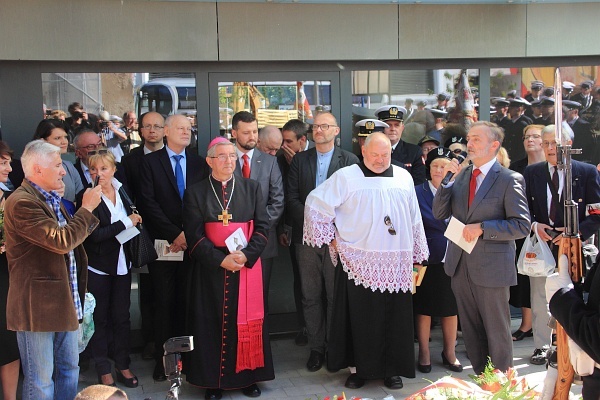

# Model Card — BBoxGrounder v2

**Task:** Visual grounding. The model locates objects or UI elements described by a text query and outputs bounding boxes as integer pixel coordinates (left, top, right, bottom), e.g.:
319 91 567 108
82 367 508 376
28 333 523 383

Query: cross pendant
218 209 233 226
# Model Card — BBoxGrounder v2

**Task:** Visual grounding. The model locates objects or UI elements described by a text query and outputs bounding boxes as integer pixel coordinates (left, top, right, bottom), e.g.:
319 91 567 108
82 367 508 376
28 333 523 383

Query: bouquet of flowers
407 358 538 400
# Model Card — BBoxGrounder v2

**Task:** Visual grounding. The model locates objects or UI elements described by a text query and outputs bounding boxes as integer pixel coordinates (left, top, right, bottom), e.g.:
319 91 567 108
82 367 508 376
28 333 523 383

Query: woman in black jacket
83 149 141 388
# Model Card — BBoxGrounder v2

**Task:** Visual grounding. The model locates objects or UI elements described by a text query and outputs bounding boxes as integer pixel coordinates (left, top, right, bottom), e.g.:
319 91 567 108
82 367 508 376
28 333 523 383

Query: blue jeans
16 330 79 400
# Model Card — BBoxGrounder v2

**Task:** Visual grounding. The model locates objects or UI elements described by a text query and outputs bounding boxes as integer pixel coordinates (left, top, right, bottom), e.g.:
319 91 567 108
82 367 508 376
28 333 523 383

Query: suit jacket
415 182 447 264
83 187 133 275
391 140 426 185
433 161 530 287
287 146 359 244
571 118 596 164
234 149 284 259
499 115 533 162
523 160 600 241
121 145 145 202
4 180 99 332
137 147 209 243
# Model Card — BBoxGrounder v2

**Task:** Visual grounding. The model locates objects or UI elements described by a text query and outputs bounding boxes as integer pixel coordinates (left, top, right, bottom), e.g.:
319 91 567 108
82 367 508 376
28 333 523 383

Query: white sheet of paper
225 228 247 252
444 216 478 254
115 226 140 244
154 239 184 261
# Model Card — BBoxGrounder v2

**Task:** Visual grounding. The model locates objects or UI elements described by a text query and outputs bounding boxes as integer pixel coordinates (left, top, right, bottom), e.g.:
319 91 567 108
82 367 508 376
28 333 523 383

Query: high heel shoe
417 363 432 373
441 351 463 372
116 369 139 388
512 329 533 341
98 373 116 387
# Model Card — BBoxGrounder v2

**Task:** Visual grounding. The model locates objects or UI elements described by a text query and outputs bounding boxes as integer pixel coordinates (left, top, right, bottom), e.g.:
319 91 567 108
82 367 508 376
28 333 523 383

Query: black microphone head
455 151 467 163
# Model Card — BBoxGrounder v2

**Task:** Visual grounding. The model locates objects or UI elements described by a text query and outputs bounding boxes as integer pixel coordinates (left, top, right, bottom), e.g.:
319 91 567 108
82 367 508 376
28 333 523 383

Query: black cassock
183 176 274 389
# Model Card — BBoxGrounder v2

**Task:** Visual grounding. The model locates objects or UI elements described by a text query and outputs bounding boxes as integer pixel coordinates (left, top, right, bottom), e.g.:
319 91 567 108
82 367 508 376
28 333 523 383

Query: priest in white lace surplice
303 132 429 390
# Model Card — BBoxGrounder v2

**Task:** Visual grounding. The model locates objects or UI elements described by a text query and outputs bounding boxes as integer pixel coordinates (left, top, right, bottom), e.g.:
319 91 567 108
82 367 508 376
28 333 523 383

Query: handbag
119 188 158 268
78 292 96 353
517 227 556 277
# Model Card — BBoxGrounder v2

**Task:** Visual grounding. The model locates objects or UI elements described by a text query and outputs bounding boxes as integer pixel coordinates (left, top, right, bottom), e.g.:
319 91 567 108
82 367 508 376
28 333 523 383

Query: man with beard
303 132 429 389
184 137 273 399
433 121 530 374
231 112 284 310
287 112 359 373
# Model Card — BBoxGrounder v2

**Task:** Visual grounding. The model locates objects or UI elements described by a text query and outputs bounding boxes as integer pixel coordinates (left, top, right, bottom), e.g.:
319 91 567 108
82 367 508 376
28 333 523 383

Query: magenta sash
205 221 265 372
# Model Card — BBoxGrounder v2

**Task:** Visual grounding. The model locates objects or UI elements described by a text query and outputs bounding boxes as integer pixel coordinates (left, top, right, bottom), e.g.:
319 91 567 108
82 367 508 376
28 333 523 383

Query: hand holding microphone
441 151 467 186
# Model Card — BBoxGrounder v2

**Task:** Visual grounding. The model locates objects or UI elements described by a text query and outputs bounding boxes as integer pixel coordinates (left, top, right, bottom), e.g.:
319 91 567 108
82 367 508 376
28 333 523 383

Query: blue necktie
173 155 185 199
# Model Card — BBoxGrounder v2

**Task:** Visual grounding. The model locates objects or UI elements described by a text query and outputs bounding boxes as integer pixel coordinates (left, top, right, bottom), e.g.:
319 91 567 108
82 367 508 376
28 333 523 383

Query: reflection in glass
217 81 332 137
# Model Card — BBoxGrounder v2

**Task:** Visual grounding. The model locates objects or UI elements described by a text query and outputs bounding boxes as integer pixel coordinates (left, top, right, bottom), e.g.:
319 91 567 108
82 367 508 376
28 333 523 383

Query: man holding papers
432 121 530 374
183 137 273 399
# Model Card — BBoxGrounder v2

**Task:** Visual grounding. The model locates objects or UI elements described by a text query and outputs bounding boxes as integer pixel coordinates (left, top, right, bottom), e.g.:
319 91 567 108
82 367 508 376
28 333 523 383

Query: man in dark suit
287 112 359 372
137 114 210 381
571 80 595 121
231 111 284 311
277 119 313 346
433 121 531 374
523 124 600 365
120 111 165 360
565 101 597 165
375 105 425 185
499 97 533 161
121 112 165 201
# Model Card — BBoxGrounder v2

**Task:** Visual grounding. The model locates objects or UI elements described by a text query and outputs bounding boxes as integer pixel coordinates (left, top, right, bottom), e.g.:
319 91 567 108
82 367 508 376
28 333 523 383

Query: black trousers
148 259 190 362
87 270 132 375
289 242 305 328
138 272 155 344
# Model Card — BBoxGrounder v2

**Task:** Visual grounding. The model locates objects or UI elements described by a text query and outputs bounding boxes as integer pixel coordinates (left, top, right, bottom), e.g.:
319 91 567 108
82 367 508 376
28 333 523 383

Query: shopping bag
78 292 96 353
517 229 556 277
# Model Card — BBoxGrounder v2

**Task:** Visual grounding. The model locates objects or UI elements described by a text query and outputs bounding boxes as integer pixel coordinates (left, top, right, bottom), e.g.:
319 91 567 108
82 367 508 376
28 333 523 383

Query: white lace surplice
303 164 429 294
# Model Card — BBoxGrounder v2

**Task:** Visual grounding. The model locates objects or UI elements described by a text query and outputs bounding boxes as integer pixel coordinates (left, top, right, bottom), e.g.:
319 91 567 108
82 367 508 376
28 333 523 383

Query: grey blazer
432 161 531 287
234 148 284 259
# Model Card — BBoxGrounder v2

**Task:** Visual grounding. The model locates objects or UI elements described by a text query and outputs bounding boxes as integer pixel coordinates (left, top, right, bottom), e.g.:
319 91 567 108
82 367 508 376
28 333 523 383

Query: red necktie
242 154 251 179
468 168 481 207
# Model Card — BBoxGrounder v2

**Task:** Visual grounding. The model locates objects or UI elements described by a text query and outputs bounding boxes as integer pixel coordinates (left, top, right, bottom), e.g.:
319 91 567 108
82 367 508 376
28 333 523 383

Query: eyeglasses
141 124 163 130
209 154 238 162
452 149 463 154
523 134 542 141
384 215 397 235
312 124 337 131
542 141 558 148
88 149 109 156
78 142 102 151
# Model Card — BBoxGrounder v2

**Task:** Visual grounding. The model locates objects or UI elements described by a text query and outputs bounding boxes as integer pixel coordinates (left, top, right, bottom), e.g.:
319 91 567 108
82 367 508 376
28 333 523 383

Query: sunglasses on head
88 149 109 156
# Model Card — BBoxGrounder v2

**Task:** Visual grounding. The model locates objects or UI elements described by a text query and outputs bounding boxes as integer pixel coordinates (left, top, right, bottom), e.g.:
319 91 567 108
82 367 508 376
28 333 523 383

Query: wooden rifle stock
552 237 583 400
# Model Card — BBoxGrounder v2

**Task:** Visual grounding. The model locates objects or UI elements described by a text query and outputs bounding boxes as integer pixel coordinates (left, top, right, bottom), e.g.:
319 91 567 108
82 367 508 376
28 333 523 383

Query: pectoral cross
218 209 233 226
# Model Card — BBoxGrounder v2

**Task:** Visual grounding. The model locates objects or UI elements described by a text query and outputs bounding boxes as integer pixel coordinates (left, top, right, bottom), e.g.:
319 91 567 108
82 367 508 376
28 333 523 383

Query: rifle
551 67 584 400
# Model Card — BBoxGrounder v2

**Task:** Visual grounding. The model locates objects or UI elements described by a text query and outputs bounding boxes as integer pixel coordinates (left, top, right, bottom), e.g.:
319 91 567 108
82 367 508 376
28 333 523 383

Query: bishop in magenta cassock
183 137 274 399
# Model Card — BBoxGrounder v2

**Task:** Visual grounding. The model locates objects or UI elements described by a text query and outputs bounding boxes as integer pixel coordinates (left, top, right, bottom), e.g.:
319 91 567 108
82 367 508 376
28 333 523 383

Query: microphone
441 151 467 186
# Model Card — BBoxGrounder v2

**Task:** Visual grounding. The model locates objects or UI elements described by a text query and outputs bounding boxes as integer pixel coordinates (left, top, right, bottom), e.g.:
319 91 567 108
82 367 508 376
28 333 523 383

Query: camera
162 336 194 399
99 121 109 129
73 111 85 119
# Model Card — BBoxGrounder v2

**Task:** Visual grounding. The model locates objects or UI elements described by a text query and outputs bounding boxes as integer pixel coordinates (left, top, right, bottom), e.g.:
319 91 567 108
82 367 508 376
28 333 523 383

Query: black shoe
417 363 431 373
384 376 403 389
242 383 261 398
441 351 463 372
295 328 308 346
306 350 324 372
116 369 139 388
98 373 116 387
153 362 167 382
512 329 533 341
344 373 365 389
530 347 549 365
205 388 223 400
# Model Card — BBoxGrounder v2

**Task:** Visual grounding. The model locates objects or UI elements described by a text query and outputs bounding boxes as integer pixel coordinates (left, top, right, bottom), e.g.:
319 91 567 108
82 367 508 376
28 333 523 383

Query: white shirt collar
474 157 497 176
